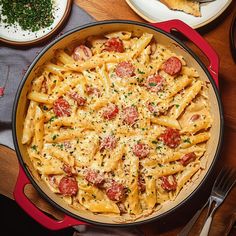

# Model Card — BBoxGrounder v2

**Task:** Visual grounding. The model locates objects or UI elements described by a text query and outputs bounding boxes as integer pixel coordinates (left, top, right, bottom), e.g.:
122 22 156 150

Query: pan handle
150 20 219 89
13 165 87 230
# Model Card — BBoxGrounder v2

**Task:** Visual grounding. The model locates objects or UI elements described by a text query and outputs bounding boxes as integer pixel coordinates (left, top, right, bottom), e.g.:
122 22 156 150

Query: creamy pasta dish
22 30 212 220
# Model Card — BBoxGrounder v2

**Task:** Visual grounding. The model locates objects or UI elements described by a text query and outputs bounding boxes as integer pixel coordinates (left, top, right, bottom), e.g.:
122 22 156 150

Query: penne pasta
27 91 53 104
22 30 213 221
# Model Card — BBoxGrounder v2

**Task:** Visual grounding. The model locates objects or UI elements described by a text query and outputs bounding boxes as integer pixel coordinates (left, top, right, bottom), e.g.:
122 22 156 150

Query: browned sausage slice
59 176 78 196
162 56 182 76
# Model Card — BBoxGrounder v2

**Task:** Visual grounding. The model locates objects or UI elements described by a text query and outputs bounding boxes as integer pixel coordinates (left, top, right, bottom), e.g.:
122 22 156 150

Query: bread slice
159 0 201 17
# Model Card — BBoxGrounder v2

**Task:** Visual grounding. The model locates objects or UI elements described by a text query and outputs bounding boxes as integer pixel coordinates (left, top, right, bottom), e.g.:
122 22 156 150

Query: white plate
0 0 72 46
126 0 232 29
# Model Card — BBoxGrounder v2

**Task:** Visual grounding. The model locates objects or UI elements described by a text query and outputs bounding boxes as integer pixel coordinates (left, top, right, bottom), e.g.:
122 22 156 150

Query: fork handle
178 200 209 236
199 201 218 236
199 216 212 236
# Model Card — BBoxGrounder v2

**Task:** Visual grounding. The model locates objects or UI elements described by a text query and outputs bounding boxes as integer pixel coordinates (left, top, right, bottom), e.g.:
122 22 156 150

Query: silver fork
199 167 236 236
178 167 236 236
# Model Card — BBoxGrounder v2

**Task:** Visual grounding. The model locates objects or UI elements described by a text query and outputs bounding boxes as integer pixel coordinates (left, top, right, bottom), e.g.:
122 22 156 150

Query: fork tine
223 170 236 195
219 168 233 190
214 167 230 189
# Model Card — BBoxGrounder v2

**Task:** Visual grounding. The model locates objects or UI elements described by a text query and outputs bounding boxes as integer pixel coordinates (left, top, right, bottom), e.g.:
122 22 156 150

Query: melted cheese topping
22 31 212 221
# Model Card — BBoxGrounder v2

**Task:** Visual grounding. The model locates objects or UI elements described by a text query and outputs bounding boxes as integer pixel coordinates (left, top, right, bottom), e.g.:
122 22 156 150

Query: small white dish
126 0 232 29
0 0 72 46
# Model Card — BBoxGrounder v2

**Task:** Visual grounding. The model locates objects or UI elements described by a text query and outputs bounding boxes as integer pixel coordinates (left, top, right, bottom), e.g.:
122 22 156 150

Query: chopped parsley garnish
126 188 131 193
49 116 57 123
137 77 144 83
52 134 59 140
31 145 37 151
175 104 180 108
57 144 63 150
152 140 158 144
0 0 55 32
183 138 191 144
149 82 157 87
137 69 145 74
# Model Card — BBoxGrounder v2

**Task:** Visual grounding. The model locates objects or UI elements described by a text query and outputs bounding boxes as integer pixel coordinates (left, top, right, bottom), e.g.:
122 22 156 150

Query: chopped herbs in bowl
0 0 55 32
0 0 72 46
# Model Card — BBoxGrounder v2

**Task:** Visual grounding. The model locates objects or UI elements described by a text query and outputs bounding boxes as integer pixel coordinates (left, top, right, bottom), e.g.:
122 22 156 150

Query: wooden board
75 0 144 21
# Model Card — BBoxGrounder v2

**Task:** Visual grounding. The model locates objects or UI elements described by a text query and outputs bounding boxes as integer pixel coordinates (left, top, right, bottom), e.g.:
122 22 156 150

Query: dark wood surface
0 0 235 235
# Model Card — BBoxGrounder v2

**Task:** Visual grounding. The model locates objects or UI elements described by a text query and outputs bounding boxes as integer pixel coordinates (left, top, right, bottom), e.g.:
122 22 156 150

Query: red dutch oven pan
12 20 224 230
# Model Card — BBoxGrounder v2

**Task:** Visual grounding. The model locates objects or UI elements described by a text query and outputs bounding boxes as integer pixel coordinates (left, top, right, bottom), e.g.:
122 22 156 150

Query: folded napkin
0 4 144 236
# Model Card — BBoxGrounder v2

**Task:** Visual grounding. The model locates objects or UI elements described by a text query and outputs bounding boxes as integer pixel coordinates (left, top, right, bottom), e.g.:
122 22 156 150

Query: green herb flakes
31 145 37 151
149 82 157 87
0 0 55 32
137 69 145 74
49 116 57 123
52 134 59 140
183 138 191 144
175 104 180 108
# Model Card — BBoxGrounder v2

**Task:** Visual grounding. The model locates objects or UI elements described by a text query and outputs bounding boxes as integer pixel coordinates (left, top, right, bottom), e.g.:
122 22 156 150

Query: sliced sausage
69 91 86 106
161 175 177 191
123 106 139 126
73 45 92 61
179 152 197 166
146 74 164 93
59 176 78 196
162 56 182 76
106 181 125 201
53 98 71 117
104 37 124 53
86 85 101 97
100 135 117 151
133 143 150 158
85 169 105 186
115 61 135 78
161 128 181 148
102 103 119 120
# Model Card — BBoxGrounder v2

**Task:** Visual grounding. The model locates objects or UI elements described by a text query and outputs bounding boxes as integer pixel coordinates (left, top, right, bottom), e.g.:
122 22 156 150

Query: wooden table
0 0 236 235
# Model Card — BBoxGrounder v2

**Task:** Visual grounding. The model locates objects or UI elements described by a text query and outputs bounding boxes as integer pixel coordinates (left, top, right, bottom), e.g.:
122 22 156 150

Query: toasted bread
160 0 201 17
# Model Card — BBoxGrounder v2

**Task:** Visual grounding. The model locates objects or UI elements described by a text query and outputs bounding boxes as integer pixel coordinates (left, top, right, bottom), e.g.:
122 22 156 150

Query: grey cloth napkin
0 4 144 236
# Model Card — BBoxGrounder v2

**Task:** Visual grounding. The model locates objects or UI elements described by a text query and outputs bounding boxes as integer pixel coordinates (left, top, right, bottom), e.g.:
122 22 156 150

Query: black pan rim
12 19 224 228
